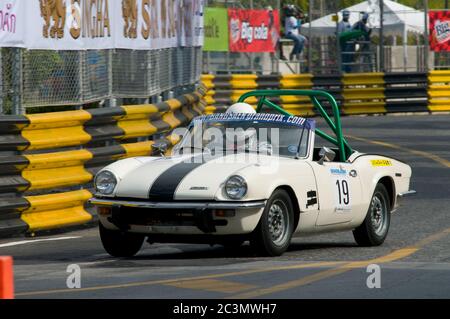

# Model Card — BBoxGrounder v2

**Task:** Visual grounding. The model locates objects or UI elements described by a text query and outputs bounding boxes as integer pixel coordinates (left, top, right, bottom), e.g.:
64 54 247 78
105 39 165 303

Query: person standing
353 13 372 72
338 10 353 73
284 5 307 61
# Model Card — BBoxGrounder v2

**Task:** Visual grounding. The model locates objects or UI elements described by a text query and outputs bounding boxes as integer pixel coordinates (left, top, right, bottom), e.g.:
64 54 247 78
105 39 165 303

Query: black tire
250 189 295 256
353 183 391 247
99 222 145 257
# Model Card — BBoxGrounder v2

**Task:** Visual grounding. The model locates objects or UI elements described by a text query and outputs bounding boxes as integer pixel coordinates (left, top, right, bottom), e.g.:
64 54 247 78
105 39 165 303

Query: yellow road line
229 227 450 299
347 135 450 168
166 279 256 294
15 261 340 297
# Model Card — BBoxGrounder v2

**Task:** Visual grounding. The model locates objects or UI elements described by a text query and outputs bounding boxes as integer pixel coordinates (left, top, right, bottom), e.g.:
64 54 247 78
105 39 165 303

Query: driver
222 103 272 155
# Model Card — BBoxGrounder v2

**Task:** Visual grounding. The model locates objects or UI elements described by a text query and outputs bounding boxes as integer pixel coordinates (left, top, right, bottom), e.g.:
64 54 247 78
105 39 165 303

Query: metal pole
249 0 254 73
424 0 429 72
0 49 3 114
379 0 384 72
335 5 341 74
12 48 23 115
308 0 313 73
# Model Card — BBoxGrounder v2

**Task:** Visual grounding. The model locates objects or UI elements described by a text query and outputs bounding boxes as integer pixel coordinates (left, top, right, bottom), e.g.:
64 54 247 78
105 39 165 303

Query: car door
308 161 363 226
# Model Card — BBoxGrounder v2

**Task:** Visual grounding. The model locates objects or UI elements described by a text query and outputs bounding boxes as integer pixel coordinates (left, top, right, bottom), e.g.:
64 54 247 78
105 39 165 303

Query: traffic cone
0 256 14 299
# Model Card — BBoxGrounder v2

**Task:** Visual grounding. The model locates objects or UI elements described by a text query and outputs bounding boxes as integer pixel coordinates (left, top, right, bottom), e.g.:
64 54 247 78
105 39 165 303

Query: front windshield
173 114 313 159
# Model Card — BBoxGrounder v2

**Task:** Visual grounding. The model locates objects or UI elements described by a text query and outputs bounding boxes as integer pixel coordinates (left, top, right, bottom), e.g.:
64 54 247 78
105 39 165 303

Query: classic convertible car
90 90 415 257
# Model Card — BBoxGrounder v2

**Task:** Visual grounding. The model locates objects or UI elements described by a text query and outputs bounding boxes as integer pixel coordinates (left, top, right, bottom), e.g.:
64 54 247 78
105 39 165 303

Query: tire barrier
202 72 435 115
0 86 207 237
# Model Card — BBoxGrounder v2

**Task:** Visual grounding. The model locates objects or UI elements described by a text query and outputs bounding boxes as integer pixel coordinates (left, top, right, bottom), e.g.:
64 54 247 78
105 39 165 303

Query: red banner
228 9 280 53
429 11 450 52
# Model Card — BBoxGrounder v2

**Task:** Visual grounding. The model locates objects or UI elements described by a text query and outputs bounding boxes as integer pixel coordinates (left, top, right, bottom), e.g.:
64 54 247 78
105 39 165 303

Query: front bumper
89 197 266 235
89 197 266 209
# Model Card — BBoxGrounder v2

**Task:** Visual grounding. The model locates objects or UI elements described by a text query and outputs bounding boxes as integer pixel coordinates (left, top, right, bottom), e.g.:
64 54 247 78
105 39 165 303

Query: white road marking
0 236 82 248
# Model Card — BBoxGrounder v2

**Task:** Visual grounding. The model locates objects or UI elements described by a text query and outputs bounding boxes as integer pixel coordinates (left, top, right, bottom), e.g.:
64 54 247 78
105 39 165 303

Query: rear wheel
99 222 145 257
353 183 391 246
251 189 294 256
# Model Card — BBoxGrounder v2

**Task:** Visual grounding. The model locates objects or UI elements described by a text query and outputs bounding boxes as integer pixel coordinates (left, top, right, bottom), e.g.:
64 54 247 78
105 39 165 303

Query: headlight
94 171 117 195
224 175 247 199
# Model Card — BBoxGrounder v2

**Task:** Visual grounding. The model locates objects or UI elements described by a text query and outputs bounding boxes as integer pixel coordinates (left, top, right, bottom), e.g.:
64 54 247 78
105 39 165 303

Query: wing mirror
151 141 169 157
318 147 336 165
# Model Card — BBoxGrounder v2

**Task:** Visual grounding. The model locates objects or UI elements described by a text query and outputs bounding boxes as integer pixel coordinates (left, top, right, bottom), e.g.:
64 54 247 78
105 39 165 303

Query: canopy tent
301 0 425 36
301 0 425 71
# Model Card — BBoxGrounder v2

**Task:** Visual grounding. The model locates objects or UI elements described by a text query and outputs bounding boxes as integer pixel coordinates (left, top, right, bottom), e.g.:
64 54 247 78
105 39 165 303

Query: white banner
0 0 204 50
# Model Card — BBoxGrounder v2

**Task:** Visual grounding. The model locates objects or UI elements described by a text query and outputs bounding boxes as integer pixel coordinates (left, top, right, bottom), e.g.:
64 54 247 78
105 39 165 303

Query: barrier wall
202 72 433 115
0 86 207 237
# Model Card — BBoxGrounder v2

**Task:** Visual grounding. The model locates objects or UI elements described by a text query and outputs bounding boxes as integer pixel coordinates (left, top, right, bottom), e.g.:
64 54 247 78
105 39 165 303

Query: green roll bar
237 90 353 162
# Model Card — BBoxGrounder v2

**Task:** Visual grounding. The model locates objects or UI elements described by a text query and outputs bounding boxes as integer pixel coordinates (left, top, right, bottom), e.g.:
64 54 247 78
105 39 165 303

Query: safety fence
0 86 207 237
201 72 435 115
1 47 203 113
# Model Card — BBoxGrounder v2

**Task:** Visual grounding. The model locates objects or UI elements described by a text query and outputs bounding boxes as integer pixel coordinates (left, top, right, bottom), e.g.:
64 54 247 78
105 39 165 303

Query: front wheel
99 222 145 257
353 183 391 246
251 189 294 256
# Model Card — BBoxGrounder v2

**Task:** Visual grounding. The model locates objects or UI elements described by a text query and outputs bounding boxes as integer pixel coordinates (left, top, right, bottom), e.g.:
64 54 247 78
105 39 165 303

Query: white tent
301 0 425 36
301 0 425 70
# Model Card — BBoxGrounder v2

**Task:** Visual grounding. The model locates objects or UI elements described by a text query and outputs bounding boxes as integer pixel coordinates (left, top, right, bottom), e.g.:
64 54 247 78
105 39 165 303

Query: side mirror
318 146 336 165
151 141 168 156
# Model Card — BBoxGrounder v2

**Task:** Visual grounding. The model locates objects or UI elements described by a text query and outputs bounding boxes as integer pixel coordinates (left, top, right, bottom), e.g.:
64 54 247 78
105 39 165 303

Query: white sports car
90 90 415 257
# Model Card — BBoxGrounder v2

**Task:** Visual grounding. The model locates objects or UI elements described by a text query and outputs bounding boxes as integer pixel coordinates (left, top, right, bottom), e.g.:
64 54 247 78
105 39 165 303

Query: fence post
0 49 3 114
424 0 429 72
12 48 23 115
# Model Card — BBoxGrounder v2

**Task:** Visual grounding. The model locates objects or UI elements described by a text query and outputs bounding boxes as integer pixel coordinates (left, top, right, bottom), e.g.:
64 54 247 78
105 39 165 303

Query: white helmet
226 102 256 114
225 103 257 149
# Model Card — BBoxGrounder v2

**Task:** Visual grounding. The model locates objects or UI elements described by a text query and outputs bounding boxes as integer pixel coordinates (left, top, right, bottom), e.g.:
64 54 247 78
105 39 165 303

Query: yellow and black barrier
0 86 207 237
202 72 434 115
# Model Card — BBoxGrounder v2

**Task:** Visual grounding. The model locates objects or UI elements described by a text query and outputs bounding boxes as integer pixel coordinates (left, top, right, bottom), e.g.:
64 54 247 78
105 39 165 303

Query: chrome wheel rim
267 200 289 246
371 194 387 236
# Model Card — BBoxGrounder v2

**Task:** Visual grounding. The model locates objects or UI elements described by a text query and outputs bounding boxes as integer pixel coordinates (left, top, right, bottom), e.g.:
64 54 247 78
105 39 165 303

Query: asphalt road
1 114 449 299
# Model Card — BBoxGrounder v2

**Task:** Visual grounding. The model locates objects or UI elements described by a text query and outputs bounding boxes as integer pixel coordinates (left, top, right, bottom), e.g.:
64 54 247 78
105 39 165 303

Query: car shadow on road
119 241 358 265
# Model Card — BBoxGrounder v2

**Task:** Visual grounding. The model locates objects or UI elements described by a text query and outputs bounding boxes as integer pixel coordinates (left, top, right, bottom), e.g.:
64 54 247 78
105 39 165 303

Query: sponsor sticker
371 159 392 167
330 167 347 175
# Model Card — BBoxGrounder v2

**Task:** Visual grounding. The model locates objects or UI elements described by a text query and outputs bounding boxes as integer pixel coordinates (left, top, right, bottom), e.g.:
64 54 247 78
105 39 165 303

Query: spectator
353 13 373 72
338 10 353 73
353 12 372 40
284 4 307 61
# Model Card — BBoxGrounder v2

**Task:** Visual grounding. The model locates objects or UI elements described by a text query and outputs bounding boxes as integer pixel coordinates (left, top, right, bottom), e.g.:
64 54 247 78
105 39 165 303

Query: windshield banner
195 113 315 130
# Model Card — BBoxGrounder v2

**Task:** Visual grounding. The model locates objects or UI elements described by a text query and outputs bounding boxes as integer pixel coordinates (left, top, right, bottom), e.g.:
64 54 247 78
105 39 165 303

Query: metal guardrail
0 86 207 237
201 72 432 115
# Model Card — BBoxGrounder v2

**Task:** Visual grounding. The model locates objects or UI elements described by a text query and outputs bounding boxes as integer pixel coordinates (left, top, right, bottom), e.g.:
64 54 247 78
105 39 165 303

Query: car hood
112 153 268 200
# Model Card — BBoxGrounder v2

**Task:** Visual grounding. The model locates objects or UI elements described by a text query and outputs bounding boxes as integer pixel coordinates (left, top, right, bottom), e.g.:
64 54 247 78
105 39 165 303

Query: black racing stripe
148 157 204 201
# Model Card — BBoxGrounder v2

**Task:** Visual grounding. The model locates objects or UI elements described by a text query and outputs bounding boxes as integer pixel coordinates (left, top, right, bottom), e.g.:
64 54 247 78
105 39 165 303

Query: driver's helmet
225 102 257 149
226 102 256 114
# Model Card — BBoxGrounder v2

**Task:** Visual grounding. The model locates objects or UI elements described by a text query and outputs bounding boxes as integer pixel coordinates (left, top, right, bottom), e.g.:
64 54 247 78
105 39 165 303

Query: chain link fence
0 46 203 114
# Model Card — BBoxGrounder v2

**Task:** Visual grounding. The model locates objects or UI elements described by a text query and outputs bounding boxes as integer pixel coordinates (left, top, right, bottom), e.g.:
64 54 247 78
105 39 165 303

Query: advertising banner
429 11 450 52
228 8 279 53
203 7 228 52
0 0 204 50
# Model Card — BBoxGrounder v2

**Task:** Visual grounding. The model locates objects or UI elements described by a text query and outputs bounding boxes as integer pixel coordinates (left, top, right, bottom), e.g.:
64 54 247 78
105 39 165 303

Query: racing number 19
336 179 349 205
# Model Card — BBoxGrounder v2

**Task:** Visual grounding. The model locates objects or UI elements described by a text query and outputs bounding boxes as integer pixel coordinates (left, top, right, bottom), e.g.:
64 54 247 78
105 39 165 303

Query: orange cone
0 256 14 299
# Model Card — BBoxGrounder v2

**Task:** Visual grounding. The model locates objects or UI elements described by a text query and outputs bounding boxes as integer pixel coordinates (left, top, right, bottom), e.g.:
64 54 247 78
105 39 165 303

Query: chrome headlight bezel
224 175 247 200
94 170 117 195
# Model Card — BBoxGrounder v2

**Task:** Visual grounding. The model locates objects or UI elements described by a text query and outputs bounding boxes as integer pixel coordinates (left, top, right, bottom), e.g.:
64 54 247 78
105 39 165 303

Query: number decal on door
334 178 351 211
